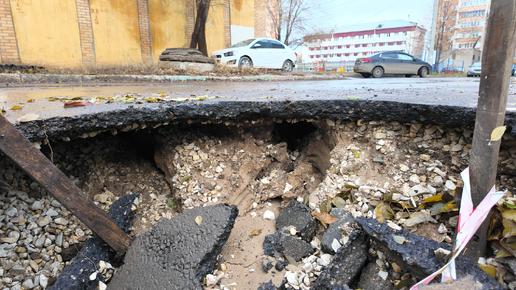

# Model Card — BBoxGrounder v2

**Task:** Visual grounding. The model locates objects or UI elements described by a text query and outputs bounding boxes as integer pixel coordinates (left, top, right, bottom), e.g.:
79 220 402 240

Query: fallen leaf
64 101 93 108
195 215 202 226
422 194 443 204
167 198 177 208
478 264 497 278
502 210 516 221
490 126 506 142
180 175 191 183
347 96 360 100
250 229 262 236
27 99 35 103
353 152 360 158
311 212 339 228
16 113 39 123
332 197 346 208
504 203 516 209
10 105 22 110
269 88 277 91
0 108 5 115
286 255 298 266
320 201 329 213
374 203 395 223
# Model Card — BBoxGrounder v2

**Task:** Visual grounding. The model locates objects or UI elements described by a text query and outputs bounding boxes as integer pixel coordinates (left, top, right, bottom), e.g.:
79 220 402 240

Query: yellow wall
10 0 82 66
230 0 254 28
149 0 188 62
206 0 226 54
90 0 142 64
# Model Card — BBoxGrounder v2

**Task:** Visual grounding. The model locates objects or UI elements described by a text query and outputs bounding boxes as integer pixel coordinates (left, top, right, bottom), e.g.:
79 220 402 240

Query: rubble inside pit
1 117 516 290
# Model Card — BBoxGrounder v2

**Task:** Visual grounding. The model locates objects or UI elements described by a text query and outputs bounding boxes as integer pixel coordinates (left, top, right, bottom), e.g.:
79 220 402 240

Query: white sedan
211 38 297 71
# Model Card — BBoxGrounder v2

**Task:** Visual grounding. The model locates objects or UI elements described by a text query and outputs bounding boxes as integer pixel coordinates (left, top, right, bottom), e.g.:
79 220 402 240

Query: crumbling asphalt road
2 77 516 141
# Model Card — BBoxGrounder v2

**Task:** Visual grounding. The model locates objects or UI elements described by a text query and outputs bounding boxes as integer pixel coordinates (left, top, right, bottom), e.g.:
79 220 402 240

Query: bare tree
267 0 318 48
190 0 211 56
434 0 458 70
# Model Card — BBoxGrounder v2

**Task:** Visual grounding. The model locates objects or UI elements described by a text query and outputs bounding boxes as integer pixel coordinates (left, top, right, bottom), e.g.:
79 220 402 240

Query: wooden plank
468 0 516 260
0 115 130 254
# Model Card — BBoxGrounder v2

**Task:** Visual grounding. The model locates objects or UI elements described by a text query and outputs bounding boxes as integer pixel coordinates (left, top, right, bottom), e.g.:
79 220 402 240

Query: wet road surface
1 76 516 123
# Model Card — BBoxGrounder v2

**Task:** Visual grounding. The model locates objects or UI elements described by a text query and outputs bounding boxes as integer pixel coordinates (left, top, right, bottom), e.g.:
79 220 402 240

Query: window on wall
362 43 367 47
355 44 359 48
388 42 394 45
316 55 320 58
359 35 365 39
337 53 342 57
379 42 384 46
346 45 350 48
310 55 314 58
397 41 403 45
459 10 486 18
354 52 358 56
324 47 328 50
386 33 391 37
337 45 342 49
310 48 314 51
345 53 350 56
362 52 367 55
461 0 487 7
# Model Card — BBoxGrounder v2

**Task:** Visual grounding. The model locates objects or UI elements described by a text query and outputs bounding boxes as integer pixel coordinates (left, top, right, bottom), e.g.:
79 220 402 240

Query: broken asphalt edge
0 73 347 84
12 98 516 142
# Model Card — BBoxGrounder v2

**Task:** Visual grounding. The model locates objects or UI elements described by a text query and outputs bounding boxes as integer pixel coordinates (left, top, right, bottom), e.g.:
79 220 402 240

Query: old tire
282 60 294 72
418 67 429 78
238 57 253 69
372 67 384 78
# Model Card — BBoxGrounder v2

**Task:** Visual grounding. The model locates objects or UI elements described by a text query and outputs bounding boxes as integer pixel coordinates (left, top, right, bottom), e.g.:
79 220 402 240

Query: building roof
333 19 417 34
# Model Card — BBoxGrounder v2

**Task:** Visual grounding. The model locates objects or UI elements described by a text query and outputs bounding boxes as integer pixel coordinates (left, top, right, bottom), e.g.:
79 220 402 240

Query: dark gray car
353 51 432 78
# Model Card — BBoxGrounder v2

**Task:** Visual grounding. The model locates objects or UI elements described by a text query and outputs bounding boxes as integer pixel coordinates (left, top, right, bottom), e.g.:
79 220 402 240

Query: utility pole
427 0 439 71
468 0 516 261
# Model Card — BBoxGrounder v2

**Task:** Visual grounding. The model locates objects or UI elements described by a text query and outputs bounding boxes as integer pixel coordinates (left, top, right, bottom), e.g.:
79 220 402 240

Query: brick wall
223 0 230 47
185 0 195 47
137 0 152 63
75 0 96 65
254 0 267 38
0 0 19 64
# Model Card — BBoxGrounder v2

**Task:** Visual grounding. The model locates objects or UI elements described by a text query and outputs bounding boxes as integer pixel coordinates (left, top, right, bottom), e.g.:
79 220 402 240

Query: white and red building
302 19 426 65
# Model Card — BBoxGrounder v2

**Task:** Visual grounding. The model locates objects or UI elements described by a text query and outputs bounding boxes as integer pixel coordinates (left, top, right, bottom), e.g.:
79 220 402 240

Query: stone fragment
409 184 431 196
5 207 18 217
54 218 69 226
1 231 20 243
356 217 502 289
419 275 483 289
275 200 316 242
109 203 238 290
400 164 410 172
263 228 314 262
445 180 456 190
31 201 44 211
420 154 431 161
312 230 368 289
263 210 275 221
321 208 355 254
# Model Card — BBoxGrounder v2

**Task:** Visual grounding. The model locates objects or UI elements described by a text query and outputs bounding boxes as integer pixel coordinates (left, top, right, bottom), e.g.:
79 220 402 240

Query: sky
313 0 434 32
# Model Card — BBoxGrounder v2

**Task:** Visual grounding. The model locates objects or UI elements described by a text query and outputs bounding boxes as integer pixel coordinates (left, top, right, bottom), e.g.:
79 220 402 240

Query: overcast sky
314 0 435 31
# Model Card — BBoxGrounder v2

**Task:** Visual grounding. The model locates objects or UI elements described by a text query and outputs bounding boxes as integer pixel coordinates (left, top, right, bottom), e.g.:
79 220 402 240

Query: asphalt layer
2 76 516 141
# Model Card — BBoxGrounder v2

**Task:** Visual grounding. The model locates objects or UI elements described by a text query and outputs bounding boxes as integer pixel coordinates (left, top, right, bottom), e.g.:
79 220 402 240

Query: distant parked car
467 62 481 77
211 38 297 71
353 51 432 78
512 64 515 76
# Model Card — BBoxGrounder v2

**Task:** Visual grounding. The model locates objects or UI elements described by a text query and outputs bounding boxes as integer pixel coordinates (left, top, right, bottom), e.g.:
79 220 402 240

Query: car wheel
238 57 253 69
282 60 293 72
372 67 384 78
361 73 371 78
418 67 428 78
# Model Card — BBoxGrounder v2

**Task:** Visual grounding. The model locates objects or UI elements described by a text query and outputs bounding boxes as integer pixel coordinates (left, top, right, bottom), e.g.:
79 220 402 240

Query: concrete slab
108 203 238 290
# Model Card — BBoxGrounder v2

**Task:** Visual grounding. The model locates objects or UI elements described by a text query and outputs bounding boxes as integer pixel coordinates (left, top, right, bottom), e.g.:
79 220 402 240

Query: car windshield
472 63 481 67
230 39 255 48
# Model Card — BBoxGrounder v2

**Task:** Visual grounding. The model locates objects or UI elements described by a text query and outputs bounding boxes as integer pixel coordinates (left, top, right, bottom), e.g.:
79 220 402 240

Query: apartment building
301 20 426 64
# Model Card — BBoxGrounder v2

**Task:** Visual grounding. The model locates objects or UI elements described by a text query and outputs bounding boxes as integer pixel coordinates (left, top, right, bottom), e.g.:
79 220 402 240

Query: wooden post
0 115 130 254
468 0 516 260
